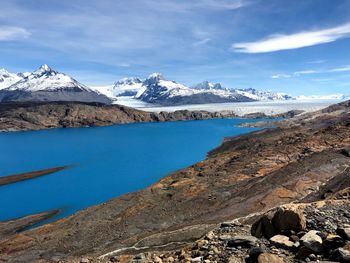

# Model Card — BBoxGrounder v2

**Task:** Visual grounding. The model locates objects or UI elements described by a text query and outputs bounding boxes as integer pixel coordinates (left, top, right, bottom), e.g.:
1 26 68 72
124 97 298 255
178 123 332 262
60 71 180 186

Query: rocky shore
0 101 302 132
0 100 349 262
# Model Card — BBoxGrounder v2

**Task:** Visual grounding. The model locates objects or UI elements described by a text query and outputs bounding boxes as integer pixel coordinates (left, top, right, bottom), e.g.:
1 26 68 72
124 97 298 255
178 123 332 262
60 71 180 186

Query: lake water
0 119 266 222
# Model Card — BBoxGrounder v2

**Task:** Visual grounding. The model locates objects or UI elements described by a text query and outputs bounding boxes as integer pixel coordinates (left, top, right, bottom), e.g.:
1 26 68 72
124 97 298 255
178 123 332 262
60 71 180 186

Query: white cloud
307 60 326 64
198 0 247 10
271 74 291 79
294 70 319 75
0 26 30 41
232 22 350 53
117 63 131 68
329 66 350 72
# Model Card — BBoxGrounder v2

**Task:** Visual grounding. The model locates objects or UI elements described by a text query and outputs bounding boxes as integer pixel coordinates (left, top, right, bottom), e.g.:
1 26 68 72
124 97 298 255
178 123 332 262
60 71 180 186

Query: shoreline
0 101 303 132
0 210 60 241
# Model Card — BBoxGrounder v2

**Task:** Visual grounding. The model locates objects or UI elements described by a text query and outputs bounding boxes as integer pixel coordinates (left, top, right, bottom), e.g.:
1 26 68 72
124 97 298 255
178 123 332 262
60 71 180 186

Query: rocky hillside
0 101 242 132
0 100 349 262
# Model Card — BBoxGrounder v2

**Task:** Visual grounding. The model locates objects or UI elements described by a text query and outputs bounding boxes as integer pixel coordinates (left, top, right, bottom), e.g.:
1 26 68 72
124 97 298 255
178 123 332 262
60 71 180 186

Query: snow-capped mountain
0 69 24 90
137 73 257 105
0 65 112 104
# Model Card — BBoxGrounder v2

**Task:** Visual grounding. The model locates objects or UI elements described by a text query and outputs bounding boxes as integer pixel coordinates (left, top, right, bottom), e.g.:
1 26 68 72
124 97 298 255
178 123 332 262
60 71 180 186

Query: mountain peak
0 68 10 76
34 64 55 75
192 81 225 90
147 72 165 80
41 64 51 71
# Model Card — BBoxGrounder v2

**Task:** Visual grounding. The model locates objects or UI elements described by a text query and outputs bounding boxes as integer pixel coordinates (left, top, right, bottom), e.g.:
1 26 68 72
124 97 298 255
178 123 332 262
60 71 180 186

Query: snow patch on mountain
91 78 144 99
0 69 23 90
296 94 350 100
235 88 293 101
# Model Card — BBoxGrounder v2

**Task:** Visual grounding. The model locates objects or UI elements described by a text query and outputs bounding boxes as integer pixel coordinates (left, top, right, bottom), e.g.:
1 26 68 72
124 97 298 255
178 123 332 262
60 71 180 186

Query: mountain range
94 73 294 106
2 65 345 106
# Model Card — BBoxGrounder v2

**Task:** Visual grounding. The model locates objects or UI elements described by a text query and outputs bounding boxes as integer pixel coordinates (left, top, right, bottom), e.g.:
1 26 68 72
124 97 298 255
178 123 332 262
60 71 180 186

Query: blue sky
1 0 350 95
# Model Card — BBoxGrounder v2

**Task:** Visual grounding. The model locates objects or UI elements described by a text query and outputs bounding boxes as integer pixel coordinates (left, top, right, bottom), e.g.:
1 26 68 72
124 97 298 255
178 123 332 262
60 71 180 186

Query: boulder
323 234 345 250
251 207 306 239
300 230 323 253
226 235 258 248
251 210 276 238
195 239 209 249
269 235 294 249
296 246 314 260
257 253 285 263
331 247 350 262
190 257 202 262
337 227 350 241
248 246 265 261
272 207 306 233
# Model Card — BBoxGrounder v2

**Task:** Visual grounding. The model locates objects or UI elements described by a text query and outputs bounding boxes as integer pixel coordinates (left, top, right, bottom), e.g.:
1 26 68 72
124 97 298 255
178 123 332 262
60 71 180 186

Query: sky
0 0 350 96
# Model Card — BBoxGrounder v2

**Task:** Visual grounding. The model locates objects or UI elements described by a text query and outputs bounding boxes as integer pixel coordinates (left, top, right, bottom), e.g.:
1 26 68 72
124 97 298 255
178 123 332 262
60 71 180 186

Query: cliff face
0 102 241 132
0 101 349 262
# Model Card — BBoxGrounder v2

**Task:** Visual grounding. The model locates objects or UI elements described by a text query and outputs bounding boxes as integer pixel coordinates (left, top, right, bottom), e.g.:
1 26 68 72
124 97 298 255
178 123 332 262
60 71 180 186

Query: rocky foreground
0 101 301 132
0 101 350 262
115 198 350 263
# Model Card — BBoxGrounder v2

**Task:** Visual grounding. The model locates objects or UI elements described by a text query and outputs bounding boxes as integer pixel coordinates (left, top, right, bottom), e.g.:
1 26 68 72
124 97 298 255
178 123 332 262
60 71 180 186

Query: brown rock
272 207 306 233
270 235 294 249
251 210 276 238
251 207 306 239
257 253 285 263
228 256 245 263
195 239 209 249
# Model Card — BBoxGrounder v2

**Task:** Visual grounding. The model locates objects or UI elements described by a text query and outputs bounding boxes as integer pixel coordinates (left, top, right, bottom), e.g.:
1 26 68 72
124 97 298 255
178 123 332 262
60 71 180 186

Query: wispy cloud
307 60 326 64
329 65 350 72
293 66 350 75
232 22 350 53
198 0 248 10
271 74 291 79
293 70 319 75
0 26 30 41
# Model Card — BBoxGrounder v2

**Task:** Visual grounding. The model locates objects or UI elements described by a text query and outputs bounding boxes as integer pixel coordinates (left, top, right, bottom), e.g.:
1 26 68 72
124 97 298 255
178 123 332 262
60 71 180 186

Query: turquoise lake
0 119 266 222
